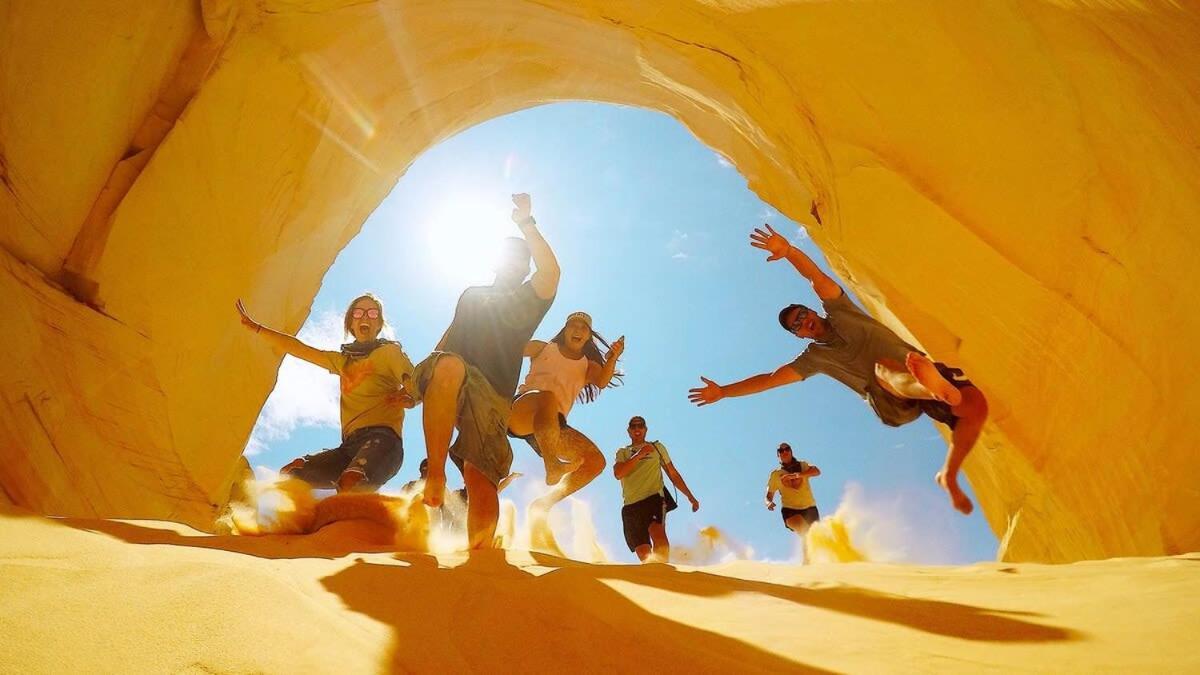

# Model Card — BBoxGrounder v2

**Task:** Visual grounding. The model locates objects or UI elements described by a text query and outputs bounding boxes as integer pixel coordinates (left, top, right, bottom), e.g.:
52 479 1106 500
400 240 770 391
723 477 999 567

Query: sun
423 190 518 287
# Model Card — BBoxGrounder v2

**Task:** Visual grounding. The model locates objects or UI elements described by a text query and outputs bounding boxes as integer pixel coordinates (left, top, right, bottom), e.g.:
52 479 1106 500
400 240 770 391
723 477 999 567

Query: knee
958 386 989 420
431 354 466 385
532 392 559 419
586 449 606 471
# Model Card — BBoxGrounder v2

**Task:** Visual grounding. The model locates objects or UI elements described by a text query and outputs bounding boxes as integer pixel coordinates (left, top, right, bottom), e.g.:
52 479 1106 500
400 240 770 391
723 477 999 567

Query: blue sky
245 102 997 564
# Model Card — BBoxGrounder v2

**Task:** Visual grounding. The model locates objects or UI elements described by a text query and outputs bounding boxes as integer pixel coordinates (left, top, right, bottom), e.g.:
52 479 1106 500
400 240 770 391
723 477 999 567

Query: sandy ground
1 504 1197 673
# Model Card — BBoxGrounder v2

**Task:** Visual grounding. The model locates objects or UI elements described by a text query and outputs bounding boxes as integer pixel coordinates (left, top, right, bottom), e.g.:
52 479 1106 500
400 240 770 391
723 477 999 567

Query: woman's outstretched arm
236 299 333 369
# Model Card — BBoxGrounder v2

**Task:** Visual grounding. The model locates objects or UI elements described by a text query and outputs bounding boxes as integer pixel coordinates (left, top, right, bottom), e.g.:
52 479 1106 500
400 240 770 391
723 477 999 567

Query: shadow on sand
50 512 1081 672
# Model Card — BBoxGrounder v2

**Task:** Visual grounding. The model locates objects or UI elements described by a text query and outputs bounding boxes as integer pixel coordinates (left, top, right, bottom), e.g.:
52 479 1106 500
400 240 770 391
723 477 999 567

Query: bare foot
907 352 963 406
423 470 445 508
935 471 974 515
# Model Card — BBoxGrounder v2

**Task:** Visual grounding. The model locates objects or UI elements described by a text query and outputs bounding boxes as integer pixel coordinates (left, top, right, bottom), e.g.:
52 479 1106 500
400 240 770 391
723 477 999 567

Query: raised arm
512 193 560 300
523 339 547 359
588 336 624 388
688 362 804 407
749 224 842 301
664 462 700 512
236 300 331 369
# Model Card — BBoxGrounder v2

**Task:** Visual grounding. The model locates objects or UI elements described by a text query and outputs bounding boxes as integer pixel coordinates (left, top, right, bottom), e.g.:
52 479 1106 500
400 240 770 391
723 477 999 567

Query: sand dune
1 504 1195 673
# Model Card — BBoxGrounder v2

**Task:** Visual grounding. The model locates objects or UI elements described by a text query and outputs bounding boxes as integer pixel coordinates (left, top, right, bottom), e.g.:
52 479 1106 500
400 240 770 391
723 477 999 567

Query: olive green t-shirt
615 441 671 505
319 342 415 439
767 463 816 509
788 291 917 396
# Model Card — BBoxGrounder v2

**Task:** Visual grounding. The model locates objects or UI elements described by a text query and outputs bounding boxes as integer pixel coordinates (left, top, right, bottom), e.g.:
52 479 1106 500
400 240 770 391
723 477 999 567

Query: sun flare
424 191 518 287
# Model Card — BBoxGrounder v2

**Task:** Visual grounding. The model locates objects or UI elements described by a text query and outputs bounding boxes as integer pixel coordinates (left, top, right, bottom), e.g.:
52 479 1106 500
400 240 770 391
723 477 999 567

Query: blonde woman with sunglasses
236 293 415 493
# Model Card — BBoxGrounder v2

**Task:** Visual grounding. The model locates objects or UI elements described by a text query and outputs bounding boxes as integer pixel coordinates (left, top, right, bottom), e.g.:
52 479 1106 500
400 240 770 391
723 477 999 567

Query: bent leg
464 461 500 549
421 354 466 507
533 427 605 512
906 352 963 406
528 393 574 486
506 392 540 438
281 446 349 489
936 385 988 515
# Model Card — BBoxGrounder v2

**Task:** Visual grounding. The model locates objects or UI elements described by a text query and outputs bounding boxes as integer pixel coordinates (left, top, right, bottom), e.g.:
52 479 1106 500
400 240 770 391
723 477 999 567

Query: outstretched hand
511 193 532 224
687 376 724 407
605 336 625 361
749 224 791 261
235 299 261 333
689 496 700 512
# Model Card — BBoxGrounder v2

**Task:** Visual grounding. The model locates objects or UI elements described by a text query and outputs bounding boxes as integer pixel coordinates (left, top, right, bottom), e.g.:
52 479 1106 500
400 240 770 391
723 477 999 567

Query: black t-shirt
441 281 553 398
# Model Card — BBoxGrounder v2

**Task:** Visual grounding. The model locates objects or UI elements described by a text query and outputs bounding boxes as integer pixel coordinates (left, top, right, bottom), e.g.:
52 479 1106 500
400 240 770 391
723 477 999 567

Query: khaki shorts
412 352 513 486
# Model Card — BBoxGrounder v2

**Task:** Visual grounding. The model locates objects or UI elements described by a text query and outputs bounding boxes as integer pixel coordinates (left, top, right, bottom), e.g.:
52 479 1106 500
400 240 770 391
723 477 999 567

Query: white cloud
672 252 688 260
243 310 350 456
714 152 733 169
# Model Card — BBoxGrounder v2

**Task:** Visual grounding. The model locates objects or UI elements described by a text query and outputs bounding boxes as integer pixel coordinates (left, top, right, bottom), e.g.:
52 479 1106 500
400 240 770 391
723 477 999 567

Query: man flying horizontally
688 224 988 514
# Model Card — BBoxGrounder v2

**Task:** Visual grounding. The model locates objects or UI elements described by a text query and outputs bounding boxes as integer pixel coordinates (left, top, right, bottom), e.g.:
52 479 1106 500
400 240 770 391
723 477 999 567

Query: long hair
343 293 387 338
550 325 623 404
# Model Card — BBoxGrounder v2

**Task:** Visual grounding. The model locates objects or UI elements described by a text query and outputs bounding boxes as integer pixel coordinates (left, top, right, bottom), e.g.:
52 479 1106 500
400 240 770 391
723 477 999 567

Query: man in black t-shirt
412 193 558 549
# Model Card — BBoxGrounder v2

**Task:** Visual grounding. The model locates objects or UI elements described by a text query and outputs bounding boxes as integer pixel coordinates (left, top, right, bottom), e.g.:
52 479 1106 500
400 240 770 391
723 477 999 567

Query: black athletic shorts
284 426 403 491
621 493 667 552
781 505 820 531
868 361 973 430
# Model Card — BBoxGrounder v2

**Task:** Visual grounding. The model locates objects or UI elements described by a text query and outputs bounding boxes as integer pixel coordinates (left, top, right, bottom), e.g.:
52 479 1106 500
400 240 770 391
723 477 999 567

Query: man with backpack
612 415 700 562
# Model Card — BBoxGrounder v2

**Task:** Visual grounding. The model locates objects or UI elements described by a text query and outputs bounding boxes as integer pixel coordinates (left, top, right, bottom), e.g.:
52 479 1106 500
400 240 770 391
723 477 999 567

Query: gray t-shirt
788 291 917 396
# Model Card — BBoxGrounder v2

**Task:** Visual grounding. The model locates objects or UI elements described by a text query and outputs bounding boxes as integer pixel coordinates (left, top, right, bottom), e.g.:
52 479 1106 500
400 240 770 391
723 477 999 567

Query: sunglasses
628 423 646 429
787 308 810 332
351 308 381 319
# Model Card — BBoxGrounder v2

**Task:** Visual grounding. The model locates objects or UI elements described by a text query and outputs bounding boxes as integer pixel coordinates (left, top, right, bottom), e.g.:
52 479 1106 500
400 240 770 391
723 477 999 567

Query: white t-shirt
517 342 590 416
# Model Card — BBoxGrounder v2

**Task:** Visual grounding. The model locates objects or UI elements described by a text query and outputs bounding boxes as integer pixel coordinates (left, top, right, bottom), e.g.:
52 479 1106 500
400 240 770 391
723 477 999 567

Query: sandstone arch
1 0 1197 562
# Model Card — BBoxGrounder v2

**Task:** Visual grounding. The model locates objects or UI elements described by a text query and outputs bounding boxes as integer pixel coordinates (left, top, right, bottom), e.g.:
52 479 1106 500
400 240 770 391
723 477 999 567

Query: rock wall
1 0 1197 560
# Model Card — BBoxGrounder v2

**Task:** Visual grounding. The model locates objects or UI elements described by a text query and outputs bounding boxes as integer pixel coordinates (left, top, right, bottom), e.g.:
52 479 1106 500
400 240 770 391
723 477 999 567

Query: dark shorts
621 493 667 552
867 361 973 430
286 426 403 491
781 505 820 531
411 352 513 487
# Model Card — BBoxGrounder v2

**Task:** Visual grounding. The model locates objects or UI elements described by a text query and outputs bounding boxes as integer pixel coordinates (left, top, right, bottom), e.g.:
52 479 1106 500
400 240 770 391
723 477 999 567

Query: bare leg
906 352 963 406
528 394 576 486
531 428 605 511
336 468 366 493
874 358 935 400
648 522 670 563
935 385 988 515
785 515 810 535
464 461 500 549
634 544 652 562
421 355 465 507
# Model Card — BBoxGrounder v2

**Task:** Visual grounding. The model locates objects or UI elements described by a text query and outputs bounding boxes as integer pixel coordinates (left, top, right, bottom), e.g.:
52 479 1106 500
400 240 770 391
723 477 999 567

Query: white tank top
517 342 590 416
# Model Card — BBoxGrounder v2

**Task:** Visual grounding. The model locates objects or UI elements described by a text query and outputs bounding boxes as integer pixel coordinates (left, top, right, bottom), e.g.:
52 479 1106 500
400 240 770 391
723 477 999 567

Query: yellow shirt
768 463 816 509
615 441 671 505
320 342 414 438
